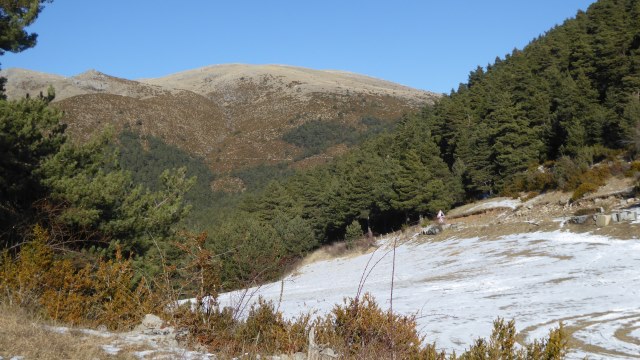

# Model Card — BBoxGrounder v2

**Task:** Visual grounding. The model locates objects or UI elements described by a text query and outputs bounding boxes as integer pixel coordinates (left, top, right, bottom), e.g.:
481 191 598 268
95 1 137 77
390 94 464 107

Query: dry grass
0 303 135 360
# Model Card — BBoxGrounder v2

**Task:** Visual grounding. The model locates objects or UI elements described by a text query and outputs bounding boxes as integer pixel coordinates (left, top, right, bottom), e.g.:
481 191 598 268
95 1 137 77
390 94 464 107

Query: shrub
457 319 568 360
344 220 363 249
574 207 600 216
569 164 610 201
1 229 571 359
0 225 159 330
552 156 587 191
171 297 310 356
626 160 640 177
237 298 308 354
571 182 599 201
508 164 556 193
0 225 53 309
316 293 441 359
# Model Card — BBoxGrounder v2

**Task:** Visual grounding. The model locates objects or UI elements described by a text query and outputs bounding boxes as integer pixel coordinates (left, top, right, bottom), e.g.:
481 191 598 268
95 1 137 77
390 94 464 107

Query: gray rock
569 215 590 224
319 348 338 358
134 314 165 334
611 213 620 222
620 211 638 221
271 354 305 360
421 225 442 235
595 214 611 227
307 327 338 360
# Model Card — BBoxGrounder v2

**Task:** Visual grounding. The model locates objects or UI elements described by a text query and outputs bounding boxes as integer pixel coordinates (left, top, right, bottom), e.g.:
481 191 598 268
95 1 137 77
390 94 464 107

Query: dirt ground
415 176 638 243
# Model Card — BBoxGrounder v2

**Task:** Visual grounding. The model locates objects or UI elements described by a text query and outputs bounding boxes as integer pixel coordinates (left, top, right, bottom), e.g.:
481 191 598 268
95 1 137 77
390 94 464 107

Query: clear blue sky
1 0 596 93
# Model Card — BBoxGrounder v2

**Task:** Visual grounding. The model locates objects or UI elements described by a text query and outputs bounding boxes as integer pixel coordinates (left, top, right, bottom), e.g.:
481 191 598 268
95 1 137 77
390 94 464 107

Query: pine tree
0 1 52 97
488 94 544 190
0 98 65 246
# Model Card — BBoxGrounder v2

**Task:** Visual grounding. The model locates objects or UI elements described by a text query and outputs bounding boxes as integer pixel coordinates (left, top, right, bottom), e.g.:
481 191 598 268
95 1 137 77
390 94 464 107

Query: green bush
508 164 556 193
552 156 587 191
571 182 599 201
574 207 600 216
626 160 640 177
317 293 431 359
457 319 568 360
344 220 363 249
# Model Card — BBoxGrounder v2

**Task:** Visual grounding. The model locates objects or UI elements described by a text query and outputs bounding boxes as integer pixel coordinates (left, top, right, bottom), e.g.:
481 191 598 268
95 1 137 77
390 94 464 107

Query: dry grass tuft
0 303 135 360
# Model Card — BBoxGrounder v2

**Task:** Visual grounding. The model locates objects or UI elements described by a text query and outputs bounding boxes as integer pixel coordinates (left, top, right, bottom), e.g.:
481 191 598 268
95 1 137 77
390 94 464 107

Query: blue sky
1 0 596 93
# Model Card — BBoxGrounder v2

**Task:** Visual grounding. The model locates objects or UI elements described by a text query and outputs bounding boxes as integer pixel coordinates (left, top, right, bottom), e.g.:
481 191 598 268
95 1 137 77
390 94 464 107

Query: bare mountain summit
2 64 440 175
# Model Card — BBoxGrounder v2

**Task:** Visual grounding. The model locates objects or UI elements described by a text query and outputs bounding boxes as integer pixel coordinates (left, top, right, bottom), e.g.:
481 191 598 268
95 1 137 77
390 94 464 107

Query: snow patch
102 344 121 355
464 198 522 214
216 230 640 359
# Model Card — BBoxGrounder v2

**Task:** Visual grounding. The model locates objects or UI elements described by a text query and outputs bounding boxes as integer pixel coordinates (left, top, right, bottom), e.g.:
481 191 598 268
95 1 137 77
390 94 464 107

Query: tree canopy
0 0 52 96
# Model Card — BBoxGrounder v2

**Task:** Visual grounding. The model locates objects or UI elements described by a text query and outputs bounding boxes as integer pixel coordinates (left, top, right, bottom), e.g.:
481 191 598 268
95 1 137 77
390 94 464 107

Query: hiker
437 210 445 224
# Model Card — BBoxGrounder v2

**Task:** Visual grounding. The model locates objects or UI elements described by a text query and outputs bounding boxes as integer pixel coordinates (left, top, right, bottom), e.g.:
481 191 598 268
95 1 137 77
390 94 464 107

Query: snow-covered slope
217 228 640 359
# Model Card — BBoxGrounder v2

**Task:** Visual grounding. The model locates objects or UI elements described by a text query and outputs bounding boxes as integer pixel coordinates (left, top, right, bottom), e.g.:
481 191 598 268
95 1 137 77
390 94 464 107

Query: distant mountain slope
1 68 172 101
1 65 439 174
139 64 434 104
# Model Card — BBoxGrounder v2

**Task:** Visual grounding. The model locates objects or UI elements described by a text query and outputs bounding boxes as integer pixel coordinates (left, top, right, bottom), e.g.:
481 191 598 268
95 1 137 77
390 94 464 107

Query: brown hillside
2 65 440 174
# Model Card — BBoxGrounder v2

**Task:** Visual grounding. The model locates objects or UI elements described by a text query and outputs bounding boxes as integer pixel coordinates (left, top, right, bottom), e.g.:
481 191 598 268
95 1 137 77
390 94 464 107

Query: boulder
307 327 338 360
620 211 638 221
595 214 611 227
569 215 590 224
421 225 442 235
611 213 620 222
134 314 165 334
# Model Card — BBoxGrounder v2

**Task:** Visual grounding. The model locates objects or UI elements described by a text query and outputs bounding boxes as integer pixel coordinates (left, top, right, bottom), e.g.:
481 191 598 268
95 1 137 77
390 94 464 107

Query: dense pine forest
0 0 639 357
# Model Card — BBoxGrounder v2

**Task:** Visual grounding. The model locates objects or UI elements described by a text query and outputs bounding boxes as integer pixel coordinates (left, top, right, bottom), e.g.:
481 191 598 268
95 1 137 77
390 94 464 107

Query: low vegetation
0 303 135 360
282 116 396 159
1 225 569 359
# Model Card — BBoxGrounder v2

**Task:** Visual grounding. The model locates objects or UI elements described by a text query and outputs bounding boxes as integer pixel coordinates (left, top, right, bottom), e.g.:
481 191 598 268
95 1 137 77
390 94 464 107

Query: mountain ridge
1 64 440 175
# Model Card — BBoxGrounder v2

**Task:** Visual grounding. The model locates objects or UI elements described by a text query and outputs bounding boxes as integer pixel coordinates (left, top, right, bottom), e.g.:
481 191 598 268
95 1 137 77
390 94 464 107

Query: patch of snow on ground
217 230 640 360
465 198 521 213
552 217 571 228
632 210 640 224
42 324 214 359
102 344 120 355
42 325 69 334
